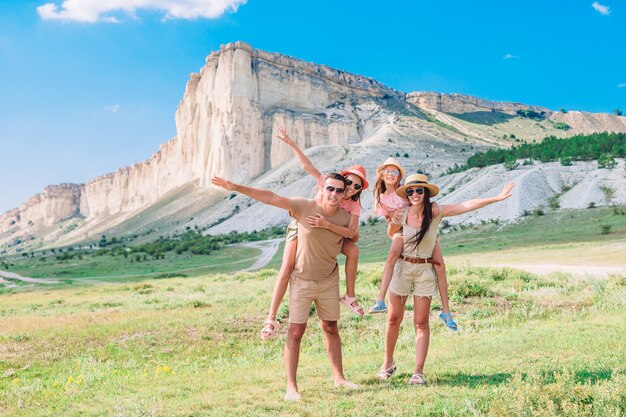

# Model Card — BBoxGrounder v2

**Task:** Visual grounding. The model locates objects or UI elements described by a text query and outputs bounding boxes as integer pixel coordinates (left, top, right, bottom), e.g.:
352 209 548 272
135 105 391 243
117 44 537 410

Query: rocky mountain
2 41 625 253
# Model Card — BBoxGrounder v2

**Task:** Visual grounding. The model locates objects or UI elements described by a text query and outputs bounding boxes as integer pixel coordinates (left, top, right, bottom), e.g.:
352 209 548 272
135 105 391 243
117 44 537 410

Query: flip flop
340 294 365 316
259 319 280 340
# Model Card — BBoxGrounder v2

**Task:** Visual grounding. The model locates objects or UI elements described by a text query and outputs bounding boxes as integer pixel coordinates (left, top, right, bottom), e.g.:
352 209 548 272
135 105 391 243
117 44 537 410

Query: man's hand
306 214 329 229
211 177 237 191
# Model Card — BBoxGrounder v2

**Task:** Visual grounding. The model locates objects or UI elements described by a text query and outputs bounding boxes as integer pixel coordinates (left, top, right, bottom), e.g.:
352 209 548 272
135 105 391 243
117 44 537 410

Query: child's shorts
389 259 437 298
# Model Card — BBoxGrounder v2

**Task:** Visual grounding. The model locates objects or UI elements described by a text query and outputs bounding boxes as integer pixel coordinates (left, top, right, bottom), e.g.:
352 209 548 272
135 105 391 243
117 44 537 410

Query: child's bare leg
432 241 450 314
376 235 403 302
340 239 363 315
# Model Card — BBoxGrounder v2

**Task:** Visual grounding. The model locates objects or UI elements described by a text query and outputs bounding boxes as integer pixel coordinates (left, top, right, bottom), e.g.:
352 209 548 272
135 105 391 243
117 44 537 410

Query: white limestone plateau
2 42 626 252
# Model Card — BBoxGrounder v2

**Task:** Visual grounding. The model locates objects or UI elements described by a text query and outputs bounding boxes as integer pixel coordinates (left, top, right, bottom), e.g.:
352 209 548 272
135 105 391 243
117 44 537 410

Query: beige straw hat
396 173 440 198
376 157 406 178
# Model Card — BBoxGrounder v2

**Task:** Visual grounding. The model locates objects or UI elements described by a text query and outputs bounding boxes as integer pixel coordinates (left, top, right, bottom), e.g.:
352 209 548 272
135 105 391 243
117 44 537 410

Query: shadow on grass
431 372 512 387
539 369 616 385
362 372 512 388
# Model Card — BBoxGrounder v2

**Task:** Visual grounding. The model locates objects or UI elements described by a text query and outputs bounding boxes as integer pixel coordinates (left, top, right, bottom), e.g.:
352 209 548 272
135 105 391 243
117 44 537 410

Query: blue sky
1 0 624 213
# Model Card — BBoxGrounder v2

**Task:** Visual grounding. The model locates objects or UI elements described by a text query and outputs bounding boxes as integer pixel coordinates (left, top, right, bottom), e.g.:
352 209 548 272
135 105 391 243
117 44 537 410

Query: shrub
600 185 614 201
560 156 573 166
548 196 560 210
504 156 519 171
600 225 611 235
533 208 545 216
588 202 596 209
450 279 494 298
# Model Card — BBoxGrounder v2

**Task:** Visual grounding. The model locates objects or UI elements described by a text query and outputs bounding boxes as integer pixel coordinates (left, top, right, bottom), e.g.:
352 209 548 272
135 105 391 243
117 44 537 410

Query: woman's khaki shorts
389 259 437 298
288 275 340 324
285 219 298 242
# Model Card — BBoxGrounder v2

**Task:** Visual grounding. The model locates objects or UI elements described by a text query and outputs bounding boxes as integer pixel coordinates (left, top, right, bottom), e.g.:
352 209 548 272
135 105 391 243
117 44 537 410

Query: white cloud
37 0 247 23
619 83 626 88
592 2 610 15
104 104 121 113
503 54 519 60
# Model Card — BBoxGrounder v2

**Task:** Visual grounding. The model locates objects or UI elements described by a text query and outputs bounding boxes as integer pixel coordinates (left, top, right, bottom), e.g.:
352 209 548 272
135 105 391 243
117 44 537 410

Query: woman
378 173 514 384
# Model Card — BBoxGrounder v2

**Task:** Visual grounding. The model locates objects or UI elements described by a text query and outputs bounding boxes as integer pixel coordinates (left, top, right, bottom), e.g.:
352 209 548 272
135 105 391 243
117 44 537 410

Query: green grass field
1 206 625 415
1 264 624 416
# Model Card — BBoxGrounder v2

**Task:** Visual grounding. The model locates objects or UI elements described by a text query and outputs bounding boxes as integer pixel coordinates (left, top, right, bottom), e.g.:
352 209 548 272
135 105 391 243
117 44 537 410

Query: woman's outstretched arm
442 181 515 217
276 126 323 182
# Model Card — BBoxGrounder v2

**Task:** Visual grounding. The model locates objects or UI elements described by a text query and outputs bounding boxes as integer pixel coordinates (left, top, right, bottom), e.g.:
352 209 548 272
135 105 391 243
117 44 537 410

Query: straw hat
340 165 368 190
375 157 406 178
396 173 440 198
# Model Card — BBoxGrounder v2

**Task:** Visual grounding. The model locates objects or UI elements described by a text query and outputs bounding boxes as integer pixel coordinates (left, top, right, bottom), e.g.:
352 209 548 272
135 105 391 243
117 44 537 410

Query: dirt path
241 238 283 271
0 271 60 284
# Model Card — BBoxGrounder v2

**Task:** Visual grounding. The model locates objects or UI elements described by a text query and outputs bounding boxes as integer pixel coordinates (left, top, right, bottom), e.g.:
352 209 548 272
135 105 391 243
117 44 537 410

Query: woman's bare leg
341 239 359 298
413 295 432 375
260 238 297 338
382 292 407 369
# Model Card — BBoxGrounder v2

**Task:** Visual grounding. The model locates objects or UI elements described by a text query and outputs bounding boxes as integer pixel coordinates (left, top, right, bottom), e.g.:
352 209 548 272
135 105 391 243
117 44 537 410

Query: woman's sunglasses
325 186 346 194
405 188 424 196
343 178 362 190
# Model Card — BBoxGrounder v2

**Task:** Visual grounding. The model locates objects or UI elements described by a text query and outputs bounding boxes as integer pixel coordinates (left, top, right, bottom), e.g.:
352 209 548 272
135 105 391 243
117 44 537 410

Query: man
211 173 359 401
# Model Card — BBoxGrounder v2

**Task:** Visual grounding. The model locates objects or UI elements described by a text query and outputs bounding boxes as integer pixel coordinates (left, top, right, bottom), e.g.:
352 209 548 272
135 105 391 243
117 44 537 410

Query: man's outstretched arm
211 177 293 211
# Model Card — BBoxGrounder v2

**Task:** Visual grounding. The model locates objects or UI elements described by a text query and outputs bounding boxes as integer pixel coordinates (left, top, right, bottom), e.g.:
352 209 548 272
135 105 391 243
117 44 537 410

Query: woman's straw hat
339 165 368 190
376 157 406 178
396 173 440 198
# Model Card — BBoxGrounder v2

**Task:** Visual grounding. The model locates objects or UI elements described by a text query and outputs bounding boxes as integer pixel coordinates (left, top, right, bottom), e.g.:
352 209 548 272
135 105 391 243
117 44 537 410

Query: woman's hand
493 181 515 202
276 126 293 145
306 214 329 229
211 177 237 191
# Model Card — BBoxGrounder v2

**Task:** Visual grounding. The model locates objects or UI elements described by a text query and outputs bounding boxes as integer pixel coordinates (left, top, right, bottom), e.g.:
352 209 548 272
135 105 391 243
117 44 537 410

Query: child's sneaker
368 300 387 314
438 312 457 330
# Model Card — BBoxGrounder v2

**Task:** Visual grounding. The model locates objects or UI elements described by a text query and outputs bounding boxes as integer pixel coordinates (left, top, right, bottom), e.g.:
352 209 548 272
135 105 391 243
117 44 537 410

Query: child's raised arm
276 126 323 182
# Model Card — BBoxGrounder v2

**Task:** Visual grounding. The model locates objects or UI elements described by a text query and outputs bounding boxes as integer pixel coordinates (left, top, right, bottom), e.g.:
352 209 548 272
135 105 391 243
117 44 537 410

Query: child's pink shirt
376 192 409 217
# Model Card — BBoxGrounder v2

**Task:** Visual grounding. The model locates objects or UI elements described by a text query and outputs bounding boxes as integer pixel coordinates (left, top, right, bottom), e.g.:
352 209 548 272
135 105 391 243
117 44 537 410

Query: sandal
259 319 280 340
368 300 387 314
408 373 426 385
439 312 458 331
377 362 396 380
340 294 364 316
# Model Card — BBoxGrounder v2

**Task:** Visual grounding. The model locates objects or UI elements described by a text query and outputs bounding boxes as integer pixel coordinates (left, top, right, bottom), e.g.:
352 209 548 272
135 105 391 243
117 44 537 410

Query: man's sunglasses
325 186 346 194
343 178 362 190
405 188 425 196
383 168 400 177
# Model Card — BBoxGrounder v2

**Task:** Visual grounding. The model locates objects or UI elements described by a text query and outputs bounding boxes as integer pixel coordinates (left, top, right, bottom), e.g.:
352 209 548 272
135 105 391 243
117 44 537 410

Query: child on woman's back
368 157 457 330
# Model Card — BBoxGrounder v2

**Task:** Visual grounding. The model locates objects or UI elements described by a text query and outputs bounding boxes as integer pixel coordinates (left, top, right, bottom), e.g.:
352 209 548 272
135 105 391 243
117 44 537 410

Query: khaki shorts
389 259 437 298
285 219 298 242
288 274 340 324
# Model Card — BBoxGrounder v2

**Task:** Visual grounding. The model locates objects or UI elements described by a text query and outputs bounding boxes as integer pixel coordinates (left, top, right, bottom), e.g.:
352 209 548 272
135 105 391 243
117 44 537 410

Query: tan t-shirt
289 198 351 280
